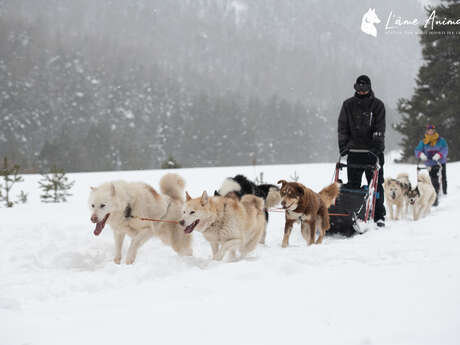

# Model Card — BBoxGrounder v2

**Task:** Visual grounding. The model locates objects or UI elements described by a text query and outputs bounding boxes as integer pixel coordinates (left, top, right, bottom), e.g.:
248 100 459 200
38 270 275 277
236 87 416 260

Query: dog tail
160 173 186 201
265 186 281 209
241 194 265 213
319 182 341 208
218 178 241 197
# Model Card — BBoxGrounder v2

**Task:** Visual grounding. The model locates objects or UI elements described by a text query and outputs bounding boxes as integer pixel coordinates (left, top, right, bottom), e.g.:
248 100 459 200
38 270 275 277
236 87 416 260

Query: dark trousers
347 151 385 222
429 163 447 195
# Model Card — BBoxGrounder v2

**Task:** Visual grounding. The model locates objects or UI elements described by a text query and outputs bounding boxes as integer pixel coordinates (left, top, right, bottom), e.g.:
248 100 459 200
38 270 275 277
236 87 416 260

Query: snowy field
1 160 460 345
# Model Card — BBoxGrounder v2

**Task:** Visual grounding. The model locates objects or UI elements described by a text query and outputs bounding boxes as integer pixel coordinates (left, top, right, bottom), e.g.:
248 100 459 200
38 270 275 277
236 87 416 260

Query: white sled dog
406 173 436 221
179 191 266 261
384 173 411 220
88 173 192 264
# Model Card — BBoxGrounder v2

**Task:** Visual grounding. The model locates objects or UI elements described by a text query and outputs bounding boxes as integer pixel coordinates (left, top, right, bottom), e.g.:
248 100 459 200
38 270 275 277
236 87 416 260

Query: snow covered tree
396 0 460 161
0 157 24 208
39 166 75 203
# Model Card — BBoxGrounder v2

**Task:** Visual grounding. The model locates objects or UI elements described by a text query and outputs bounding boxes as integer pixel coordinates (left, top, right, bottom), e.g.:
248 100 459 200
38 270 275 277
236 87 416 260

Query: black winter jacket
338 91 385 154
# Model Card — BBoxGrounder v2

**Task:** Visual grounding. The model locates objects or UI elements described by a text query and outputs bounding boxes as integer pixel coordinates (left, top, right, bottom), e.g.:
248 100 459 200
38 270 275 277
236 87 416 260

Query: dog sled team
88 75 448 264
385 124 448 221
89 172 340 264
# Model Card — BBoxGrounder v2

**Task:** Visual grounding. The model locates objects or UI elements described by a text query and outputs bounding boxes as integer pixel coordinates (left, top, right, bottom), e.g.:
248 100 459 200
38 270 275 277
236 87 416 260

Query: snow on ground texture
1 161 460 345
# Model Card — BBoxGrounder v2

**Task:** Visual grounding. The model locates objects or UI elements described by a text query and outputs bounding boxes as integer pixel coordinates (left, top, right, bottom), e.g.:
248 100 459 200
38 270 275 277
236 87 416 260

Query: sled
327 150 380 237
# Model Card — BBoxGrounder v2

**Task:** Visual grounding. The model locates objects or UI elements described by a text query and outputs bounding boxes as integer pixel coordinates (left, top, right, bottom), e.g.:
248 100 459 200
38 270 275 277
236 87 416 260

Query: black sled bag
328 184 367 237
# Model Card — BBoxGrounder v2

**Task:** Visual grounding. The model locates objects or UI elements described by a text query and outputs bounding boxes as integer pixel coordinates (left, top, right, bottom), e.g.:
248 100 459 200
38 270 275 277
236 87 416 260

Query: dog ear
111 183 116 196
90 186 96 191
277 179 288 187
200 191 209 206
214 190 220 196
185 191 192 201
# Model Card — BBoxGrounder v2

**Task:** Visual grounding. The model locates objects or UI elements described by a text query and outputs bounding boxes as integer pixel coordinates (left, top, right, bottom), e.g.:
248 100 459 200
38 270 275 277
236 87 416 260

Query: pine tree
0 157 24 208
396 0 460 161
39 166 75 203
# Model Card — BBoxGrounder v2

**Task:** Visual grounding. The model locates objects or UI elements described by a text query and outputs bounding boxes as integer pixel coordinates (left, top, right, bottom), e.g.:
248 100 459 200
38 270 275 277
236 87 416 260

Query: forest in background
0 0 424 172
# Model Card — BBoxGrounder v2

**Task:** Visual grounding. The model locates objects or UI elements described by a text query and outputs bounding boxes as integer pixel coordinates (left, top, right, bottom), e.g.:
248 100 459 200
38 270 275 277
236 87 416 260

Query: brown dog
277 180 340 247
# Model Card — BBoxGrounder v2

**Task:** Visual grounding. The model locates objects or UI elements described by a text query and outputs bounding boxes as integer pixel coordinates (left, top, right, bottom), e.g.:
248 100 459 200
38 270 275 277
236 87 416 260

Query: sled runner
328 150 380 237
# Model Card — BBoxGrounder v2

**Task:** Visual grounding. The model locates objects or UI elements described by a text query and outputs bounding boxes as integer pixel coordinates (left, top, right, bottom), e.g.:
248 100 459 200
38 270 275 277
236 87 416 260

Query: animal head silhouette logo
361 8 381 37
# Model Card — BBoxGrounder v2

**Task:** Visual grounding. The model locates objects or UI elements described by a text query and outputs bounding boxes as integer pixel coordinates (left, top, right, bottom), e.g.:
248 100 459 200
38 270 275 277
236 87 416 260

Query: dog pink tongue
93 214 110 236
185 219 199 233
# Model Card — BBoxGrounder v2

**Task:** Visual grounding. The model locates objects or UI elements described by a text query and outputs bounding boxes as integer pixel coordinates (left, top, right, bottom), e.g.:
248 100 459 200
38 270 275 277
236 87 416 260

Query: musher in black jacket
338 75 386 227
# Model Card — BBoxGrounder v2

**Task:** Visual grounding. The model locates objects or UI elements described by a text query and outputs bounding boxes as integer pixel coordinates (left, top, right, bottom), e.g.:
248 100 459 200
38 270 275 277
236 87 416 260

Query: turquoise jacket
415 137 448 166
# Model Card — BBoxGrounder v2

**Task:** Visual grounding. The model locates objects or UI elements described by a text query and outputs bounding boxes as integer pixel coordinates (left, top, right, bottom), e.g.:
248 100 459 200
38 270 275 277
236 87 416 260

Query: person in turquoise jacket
414 124 448 205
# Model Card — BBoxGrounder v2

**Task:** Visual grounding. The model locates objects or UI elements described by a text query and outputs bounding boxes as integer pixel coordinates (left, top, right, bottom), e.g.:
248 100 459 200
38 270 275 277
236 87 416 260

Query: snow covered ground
1 160 460 345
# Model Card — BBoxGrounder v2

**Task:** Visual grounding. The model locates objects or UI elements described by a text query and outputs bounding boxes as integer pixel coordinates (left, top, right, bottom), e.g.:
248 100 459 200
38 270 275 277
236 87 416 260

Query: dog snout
179 220 185 226
90 215 98 223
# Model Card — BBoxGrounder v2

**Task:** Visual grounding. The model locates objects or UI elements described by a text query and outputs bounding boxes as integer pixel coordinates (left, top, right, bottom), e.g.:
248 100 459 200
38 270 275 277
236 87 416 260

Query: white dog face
88 184 116 235
179 191 215 234
384 179 403 201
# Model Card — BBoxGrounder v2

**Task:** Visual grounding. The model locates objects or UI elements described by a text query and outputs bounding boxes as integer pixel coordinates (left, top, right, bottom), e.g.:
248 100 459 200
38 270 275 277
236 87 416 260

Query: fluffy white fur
410 173 437 221
88 173 192 264
218 178 242 197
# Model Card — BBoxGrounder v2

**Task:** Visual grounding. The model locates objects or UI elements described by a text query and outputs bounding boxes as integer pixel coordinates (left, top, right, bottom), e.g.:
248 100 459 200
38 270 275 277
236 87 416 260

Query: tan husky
179 191 266 261
384 172 411 220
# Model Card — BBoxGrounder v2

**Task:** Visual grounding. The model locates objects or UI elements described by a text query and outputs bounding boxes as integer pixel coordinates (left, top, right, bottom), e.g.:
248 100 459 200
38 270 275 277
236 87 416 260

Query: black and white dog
215 174 281 244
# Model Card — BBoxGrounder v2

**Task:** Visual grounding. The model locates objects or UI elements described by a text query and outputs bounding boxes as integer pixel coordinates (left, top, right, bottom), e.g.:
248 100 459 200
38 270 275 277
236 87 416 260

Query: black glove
339 142 349 156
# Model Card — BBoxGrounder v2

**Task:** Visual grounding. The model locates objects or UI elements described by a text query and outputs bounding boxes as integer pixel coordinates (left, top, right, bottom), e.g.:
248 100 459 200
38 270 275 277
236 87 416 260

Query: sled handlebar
416 159 441 170
336 162 378 170
337 149 380 170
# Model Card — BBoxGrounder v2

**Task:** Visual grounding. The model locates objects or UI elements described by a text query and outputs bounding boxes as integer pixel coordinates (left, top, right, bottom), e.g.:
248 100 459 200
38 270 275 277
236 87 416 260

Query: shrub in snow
39 166 75 203
290 171 299 182
0 157 25 208
161 154 181 169
254 172 264 184
16 190 28 204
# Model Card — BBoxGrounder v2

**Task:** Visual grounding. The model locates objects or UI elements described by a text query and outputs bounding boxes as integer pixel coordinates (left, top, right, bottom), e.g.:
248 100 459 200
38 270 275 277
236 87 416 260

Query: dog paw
214 252 224 261
125 256 136 265
281 242 288 248
113 257 121 265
